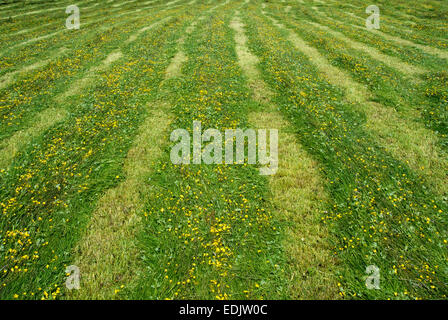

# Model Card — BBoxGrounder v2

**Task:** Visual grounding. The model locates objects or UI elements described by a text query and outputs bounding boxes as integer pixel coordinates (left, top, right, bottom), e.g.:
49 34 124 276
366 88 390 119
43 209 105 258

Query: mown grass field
0 0 447 300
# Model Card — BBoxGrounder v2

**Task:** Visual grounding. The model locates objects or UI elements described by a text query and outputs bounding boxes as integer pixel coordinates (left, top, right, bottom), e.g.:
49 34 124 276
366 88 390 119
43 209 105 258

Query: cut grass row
0 2 190 145
304 2 448 66
126 0 290 300
0 0 188 75
67 2 216 300
0 0 99 32
230 6 338 299
313 0 448 49
0 3 191 300
0 0 96 19
243 3 448 299
1 0 446 300
265 4 448 197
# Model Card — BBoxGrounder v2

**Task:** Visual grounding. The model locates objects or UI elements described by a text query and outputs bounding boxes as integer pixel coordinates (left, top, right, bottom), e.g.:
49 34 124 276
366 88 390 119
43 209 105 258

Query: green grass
264 3 448 197
128 3 288 300
0 6 180 141
243 3 448 299
422 71 448 149
0 3 189 299
313 0 448 49
0 0 447 300
271 2 448 151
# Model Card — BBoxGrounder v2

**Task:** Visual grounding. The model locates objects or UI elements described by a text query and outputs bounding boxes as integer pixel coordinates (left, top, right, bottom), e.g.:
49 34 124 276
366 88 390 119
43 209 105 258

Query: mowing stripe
0 0 186 83
165 36 188 79
325 0 448 38
301 5 448 63
0 0 186 56
0 3 192 141
67 103 173 299
247 5 448 299
126 16 172 44
113 0 137 8
313 5 448 49
230 12 338 299
55 50 124 103
165 0 227 78
0 16 173 170
165 0 183 7
305 21 426 78
0 0 95 20
350 24 448 61
0 9 189 298
129 0 289 300
68 11 201 300
0 0 101 16
0 48 68 90
269 5 448 157
263 11 448 196
4 0 155 38
0 108 68 169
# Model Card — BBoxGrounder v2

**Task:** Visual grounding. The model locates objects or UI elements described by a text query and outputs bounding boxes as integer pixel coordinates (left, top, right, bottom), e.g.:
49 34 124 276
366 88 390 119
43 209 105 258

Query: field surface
0 0 447 300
